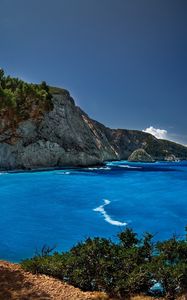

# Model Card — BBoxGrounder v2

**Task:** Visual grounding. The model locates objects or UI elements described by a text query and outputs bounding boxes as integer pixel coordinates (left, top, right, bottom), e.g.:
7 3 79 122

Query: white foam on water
57 171 71 175
93 199 127 226
106 160 127 166
88 167 111 171
118 165 142 169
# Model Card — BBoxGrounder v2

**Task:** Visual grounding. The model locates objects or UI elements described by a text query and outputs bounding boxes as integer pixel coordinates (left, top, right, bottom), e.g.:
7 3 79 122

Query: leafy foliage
152 236 187 299
21 228 187 299
0 68 53 132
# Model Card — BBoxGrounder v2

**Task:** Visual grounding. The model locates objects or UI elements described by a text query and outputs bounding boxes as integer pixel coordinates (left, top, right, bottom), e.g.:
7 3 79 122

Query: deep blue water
0 160 187 262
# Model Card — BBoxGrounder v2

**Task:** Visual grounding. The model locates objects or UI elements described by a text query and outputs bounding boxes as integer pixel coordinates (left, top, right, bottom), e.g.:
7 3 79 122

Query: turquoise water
0 161 187 262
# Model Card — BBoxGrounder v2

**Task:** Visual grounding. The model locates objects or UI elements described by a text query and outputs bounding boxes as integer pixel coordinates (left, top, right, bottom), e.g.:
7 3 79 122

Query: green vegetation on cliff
21 228 187 300
0 68 53 132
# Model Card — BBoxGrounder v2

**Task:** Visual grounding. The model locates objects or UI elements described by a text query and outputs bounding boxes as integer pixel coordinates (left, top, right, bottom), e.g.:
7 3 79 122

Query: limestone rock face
0 92 118 170
0 90 187 170
128 149 155 162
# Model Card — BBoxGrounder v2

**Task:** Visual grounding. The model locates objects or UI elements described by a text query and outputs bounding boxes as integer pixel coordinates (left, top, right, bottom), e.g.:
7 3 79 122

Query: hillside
0 70 187 170
0 260 107 300
0 261 164 300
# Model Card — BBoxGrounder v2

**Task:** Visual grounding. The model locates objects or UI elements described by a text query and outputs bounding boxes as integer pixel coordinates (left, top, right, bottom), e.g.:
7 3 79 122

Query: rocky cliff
0 89 187 170
128 149 155 162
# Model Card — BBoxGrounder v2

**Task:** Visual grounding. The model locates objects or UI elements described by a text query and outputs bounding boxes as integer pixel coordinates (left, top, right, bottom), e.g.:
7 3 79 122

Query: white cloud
143 127 187 145
143 126 168 139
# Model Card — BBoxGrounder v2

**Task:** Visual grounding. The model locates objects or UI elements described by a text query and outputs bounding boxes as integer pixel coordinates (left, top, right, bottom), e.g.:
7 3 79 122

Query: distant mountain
0 71 187 170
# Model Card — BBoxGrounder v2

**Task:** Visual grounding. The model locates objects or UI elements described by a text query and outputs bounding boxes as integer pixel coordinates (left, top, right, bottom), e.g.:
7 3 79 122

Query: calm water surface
0 160 187 262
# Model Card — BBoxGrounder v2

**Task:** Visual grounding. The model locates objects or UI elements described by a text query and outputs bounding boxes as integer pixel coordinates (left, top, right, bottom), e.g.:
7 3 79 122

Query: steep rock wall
0 91 186 170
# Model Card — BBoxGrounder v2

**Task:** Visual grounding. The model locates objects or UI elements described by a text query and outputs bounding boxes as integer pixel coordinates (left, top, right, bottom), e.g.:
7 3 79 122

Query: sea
0 160 187 262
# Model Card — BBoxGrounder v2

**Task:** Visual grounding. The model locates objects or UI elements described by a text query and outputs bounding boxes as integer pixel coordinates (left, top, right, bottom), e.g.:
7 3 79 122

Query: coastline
0 159 186 174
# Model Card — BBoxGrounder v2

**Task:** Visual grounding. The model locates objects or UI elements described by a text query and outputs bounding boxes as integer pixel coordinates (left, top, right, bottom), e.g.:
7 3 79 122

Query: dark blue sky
1 0 187 144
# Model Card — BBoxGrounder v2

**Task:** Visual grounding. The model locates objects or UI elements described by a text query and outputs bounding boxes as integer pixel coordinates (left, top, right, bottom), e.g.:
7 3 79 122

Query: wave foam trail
88 167 111 170
118 165 142 169
93 199 127 226
57 171 71 175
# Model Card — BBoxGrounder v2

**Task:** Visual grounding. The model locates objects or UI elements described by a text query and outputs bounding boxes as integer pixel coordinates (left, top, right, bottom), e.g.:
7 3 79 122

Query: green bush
21 228 187 299
0 68 53 129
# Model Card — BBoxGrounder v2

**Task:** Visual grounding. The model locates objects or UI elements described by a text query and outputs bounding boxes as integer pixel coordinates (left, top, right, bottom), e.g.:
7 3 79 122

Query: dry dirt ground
1 260 185 300
0 261 107 300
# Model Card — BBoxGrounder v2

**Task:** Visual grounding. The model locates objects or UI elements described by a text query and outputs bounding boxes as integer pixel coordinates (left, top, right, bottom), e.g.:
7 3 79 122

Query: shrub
152 236 187 299
21 228 187 299
0 68 53 131
21 228 155 298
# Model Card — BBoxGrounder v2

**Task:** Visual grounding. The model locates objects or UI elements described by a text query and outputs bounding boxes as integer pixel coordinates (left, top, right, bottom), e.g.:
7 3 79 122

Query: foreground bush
21 228 187 299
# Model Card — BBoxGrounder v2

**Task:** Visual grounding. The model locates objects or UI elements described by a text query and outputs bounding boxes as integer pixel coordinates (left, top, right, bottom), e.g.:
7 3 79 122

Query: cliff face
128 149 155 162
0 91 117 170
0 90 187 170
104 128 187 161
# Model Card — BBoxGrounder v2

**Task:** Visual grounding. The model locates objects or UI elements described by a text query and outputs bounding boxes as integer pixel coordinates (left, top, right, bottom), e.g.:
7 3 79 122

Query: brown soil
0 261 107 300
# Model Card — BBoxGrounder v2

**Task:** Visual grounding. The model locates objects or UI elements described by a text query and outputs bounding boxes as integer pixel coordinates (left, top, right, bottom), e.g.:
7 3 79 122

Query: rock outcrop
0 89 187 170
165 154 178 162
128 149 155 162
